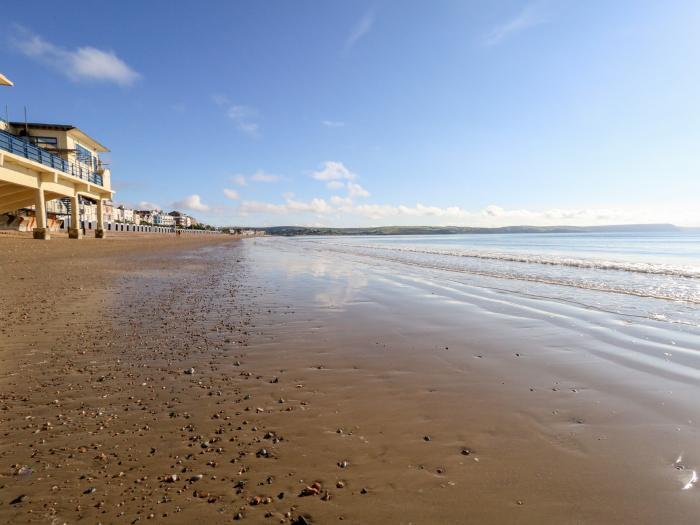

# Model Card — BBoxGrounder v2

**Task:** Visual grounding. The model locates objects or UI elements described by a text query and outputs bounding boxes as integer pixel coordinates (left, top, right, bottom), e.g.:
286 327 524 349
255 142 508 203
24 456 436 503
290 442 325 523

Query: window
75 143 96 169
33 136 57 146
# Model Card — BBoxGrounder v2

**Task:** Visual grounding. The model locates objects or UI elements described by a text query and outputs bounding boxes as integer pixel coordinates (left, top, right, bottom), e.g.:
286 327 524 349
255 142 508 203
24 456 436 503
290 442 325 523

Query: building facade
0 120 114 238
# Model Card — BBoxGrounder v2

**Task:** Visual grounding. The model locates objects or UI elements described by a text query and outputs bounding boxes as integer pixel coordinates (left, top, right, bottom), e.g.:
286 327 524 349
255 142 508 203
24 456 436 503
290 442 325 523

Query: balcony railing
0 128 103 186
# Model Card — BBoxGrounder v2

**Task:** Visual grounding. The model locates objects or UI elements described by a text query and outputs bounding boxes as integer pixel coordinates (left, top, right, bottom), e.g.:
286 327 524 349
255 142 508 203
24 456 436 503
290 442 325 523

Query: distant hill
253 224 689 236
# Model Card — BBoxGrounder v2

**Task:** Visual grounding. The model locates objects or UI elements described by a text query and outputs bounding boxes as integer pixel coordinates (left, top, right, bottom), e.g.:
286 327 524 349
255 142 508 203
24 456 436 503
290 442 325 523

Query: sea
290 232 700 328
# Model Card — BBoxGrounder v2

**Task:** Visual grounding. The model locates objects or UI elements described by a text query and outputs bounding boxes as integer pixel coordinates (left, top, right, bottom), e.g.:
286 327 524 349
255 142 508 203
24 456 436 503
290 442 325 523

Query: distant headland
255 223 698 236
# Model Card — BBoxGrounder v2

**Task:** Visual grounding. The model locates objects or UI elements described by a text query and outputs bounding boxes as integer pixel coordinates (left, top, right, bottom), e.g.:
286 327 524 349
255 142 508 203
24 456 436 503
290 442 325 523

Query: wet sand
1 234 699 524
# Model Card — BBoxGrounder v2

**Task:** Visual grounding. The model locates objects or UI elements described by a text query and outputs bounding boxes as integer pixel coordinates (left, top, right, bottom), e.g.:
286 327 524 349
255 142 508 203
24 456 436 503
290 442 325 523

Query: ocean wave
307 243 700 305
331 243 700 279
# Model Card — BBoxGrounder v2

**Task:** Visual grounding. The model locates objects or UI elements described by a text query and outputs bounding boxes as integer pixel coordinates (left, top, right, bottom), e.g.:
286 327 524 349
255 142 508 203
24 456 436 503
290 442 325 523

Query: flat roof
9 122 110 152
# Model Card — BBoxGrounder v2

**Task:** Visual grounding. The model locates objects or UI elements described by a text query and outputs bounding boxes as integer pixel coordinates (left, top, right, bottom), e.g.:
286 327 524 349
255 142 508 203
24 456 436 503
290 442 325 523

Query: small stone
336 481 345 488
300 485 320 497
189 474 203 482
10 494 27 505
184 367 195 375
461 448 471 456
338 460 349 469
423 436 431 442
233 512 244 520
360 487 368 494
164 474 179 483
84 487 96 495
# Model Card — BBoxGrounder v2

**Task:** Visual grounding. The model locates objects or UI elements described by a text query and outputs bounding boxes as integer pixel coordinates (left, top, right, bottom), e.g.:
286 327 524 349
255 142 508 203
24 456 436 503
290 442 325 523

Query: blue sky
2 1 700 227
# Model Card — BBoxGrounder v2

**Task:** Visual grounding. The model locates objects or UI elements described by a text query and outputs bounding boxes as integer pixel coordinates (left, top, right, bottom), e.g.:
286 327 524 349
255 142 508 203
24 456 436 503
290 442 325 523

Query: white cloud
312 161 356 181
238 201 288 215
326 180 345 190
235 197 688 227
223 188 240 200
239 197 333 216
322 120 346 128
172 194 210 212
227 105 260 137
337 203 471 220
213 96 261 137
346 9 375 50
212 94 230 106
347 182 370 198
251 170 282 183
230 170 281 187
330 195 353 206
482 4 546 47
137 201 161 211
11 26 139 86
287 198 333 214
231 175 247 186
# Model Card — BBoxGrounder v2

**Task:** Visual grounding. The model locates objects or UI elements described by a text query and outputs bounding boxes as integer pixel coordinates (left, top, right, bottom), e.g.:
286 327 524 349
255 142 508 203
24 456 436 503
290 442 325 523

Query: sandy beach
2 234 700 524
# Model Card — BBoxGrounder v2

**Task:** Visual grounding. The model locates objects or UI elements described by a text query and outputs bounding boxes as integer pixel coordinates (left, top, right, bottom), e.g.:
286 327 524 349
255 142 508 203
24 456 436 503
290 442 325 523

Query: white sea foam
340 243 700 279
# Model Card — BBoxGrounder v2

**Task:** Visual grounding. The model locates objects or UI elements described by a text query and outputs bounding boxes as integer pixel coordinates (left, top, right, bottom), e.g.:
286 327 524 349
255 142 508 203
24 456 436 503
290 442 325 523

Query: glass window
34 136 58 145
75 143 94 166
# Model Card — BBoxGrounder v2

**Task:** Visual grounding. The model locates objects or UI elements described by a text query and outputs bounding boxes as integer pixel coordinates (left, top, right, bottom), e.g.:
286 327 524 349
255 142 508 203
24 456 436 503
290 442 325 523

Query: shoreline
1 235 699 524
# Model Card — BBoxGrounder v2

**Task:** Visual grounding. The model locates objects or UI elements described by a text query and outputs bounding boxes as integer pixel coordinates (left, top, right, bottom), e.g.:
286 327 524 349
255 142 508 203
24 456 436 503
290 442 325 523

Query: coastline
1 235 699 524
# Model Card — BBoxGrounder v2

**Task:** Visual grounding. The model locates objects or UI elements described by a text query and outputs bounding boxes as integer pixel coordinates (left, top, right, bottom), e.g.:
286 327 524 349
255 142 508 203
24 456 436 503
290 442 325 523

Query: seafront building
0 118 114 239
1 72 212 238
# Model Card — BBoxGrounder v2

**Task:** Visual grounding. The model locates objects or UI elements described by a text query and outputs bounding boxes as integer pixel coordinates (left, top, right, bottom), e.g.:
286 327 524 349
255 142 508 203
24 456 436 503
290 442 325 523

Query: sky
2 0 700 227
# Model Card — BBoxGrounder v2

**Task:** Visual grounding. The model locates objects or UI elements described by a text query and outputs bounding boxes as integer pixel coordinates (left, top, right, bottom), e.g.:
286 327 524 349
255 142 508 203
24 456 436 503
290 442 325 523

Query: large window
75 143 97 170
33 136 58 146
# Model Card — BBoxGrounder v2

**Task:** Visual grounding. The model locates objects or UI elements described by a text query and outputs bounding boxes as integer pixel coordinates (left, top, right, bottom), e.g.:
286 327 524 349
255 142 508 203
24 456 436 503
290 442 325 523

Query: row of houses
104 204 199 228
38 199 199 228
1 73 223 237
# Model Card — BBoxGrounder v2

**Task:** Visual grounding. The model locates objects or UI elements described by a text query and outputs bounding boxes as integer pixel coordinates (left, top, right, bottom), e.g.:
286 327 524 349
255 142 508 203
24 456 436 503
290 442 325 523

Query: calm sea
297 232 700 327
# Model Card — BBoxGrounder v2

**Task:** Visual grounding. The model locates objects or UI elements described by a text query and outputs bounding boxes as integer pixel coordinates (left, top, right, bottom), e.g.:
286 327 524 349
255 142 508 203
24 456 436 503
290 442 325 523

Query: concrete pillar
68 195 82 239
32 186 50 240
95 199 105 238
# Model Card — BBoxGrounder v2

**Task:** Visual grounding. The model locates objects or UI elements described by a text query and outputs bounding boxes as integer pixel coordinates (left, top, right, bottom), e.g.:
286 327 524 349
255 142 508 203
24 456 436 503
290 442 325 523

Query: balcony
0 128 104 186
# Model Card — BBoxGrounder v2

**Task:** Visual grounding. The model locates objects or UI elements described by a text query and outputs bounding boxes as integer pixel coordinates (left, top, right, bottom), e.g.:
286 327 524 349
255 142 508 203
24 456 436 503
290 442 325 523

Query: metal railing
0 128 103 186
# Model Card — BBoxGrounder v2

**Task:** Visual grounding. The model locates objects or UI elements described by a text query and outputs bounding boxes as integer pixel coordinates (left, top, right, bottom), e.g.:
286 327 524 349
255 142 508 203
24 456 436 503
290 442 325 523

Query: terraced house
0 76 114 239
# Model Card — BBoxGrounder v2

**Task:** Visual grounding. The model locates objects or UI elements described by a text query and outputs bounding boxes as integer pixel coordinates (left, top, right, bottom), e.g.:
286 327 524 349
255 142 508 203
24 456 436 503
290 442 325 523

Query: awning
0 73 14 86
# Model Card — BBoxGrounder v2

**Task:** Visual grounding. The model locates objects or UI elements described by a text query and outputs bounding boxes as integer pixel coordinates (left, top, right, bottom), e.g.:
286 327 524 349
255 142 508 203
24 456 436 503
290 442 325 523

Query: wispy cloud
481 4 546 47
227 106 260 137
345 9 375 50
213 95 261 138
10 25 139 86
322 120 346 128
240 197 333 216
347 182 370 198
223 188 240 200
312 161 356 181
236 198 641 226
230 170 282 187
251 170 282 183
137 201 161 211
172 194 210 212
230 175 247 186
